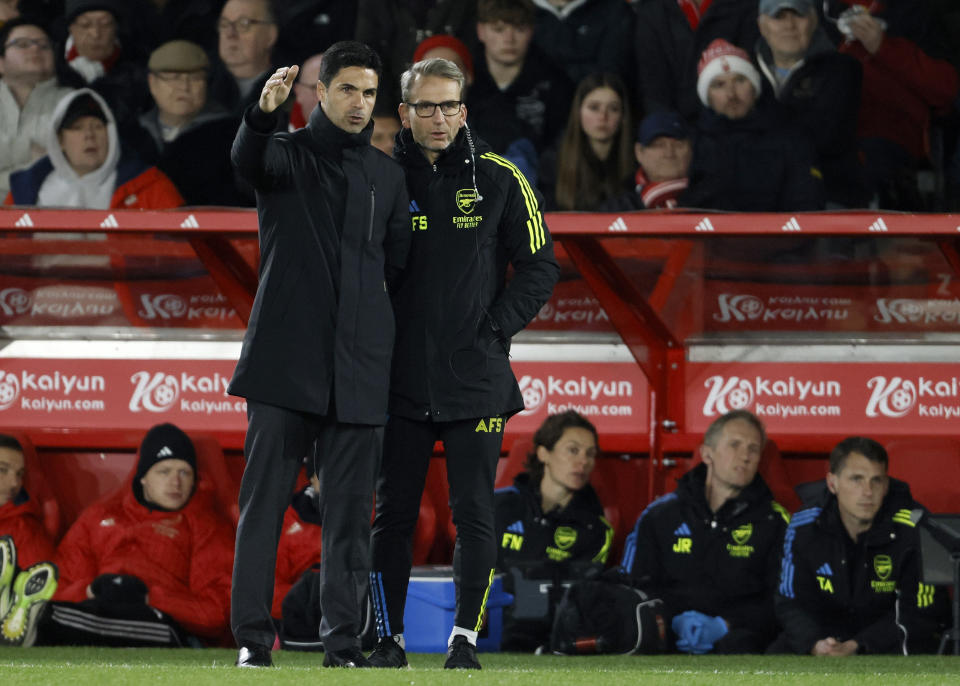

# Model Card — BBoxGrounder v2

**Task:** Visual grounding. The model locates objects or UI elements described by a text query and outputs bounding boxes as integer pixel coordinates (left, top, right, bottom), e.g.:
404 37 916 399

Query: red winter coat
830 0 959 161
53 477 234 639
0 495 55 568
272 506 322 618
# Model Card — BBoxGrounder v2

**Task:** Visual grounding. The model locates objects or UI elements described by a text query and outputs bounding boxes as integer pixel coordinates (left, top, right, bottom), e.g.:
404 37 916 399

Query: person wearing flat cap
7 423 236 647
133 40 247 206
601 110 692 210
57 0 151 137
5 87 183 208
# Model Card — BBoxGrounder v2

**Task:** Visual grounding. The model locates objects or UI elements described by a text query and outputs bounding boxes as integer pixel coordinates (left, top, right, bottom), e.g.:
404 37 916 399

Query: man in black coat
135 39 246 206
227 41 411 669
681 38 825 211
755 0 866 208
367 57 559 670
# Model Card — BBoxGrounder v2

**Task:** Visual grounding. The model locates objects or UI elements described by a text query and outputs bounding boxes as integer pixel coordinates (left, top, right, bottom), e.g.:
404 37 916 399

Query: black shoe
368 637 408 668
323 647 372 667
444 635 481 669
236 645 272 668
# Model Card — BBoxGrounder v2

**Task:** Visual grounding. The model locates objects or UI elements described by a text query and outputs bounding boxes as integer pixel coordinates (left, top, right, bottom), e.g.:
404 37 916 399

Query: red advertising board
686 362 960 435
0 358 650 440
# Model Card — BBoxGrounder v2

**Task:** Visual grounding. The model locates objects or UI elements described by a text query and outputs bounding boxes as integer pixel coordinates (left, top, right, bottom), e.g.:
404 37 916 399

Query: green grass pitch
1 648 959 685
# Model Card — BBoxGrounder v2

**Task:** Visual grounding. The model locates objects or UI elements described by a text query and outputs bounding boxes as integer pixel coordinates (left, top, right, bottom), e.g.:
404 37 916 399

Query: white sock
448 626 478 647
392 633 405 650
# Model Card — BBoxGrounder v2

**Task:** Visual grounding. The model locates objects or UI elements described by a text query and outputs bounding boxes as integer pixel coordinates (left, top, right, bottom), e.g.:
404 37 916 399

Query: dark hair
702 409 766 450
555 72 635 211
477 0 536 25
0 18 48 58
523 411 599 483
829 436 888 474
0 433 24 453
318 40 382 87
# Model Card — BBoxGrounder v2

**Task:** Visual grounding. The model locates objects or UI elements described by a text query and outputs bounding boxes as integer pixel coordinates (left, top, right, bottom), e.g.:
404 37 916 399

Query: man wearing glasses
210 0 279 119
135 40 244 206
228 41 410 669
0 18 72 197
367 57 559 670
59 0 148 136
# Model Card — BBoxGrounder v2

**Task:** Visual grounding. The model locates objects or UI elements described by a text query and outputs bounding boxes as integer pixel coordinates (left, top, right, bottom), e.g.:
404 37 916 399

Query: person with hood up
5 88 183 208
0 434 55 571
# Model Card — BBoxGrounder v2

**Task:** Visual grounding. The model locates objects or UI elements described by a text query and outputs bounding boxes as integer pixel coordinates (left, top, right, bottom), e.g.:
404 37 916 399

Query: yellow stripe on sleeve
480 152 545 254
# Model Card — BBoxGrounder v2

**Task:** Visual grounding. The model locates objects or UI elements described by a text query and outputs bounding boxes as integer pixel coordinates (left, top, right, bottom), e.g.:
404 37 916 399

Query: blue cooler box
402 565 513 653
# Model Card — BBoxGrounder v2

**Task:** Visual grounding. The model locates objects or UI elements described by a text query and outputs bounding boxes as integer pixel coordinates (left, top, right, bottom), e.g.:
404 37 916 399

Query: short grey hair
702 409 766 449
400 57 465 103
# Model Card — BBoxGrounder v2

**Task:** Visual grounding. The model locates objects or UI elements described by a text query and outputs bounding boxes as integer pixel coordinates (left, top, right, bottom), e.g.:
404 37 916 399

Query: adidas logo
673 523 692 536
694 217 714 232
100 214 119 228
781 217 802 232
507 520 524 534
409 199 420 212
14 213 33 228
180 214 199 229
816 563 833 576
608 216 628 232
157 446 173 458
868 217 888 232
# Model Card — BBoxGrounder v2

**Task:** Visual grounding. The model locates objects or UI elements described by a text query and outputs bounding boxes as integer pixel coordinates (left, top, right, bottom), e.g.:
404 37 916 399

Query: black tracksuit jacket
620 463 790 652
389 127 559 422
775 479 948 654
228 103 411 424
495 472 614 570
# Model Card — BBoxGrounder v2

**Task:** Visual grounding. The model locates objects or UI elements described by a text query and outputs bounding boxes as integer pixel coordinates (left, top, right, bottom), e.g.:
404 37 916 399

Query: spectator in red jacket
821 0 959 209
5 88 183 208
0 434 55 569
21 423 234 647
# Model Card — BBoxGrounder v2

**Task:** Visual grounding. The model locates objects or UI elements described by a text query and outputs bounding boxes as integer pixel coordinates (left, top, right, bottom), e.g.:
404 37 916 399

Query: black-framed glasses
216 17 273 34
151 71 207 84
406 100 462 118
5 38 52 51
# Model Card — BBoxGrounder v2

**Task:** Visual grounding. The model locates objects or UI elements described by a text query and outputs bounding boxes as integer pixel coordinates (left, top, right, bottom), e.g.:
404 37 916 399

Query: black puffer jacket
775 479 949 654
390 127 559 421
682 100 825 211
620 463 790 652
228 103 411 425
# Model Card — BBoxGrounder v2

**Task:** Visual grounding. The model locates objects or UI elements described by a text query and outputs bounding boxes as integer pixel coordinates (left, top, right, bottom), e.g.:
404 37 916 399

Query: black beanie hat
65 0 124 25
135 423 197 485
59 93 107 131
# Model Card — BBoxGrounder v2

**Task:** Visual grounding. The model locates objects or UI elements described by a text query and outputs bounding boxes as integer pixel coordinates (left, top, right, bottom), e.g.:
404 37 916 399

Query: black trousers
36 600 192 647
231 400 382 653
370 414 504 636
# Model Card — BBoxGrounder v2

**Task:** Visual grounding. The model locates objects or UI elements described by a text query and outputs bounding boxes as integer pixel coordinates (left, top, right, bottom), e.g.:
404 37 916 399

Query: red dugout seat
885 437 960 514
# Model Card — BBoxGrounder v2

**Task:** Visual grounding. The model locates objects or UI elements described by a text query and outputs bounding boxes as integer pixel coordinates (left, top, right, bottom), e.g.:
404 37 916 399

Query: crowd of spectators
2 0 959 212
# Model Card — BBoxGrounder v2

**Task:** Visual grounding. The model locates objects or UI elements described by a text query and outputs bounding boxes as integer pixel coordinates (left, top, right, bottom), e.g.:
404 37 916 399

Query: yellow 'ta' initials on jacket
817 575 834 593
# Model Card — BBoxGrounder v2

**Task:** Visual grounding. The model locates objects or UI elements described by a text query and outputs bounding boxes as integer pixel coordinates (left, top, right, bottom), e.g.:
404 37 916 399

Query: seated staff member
620 410 790 654
773 436 949 655
494 410 613 651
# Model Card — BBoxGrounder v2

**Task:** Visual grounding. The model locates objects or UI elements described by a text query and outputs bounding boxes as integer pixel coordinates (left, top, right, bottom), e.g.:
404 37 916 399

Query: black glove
90 574 149 604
